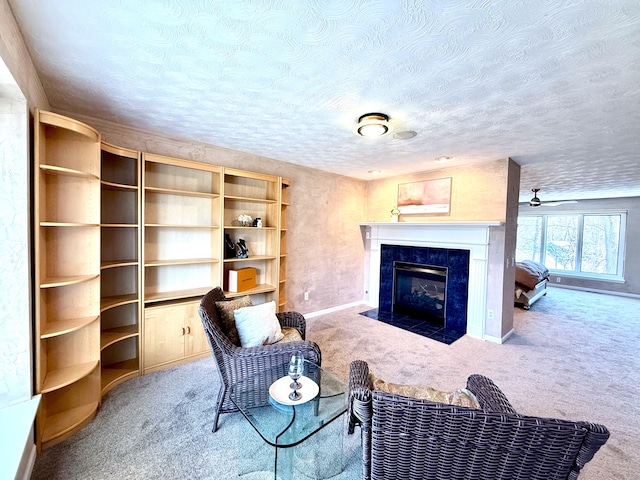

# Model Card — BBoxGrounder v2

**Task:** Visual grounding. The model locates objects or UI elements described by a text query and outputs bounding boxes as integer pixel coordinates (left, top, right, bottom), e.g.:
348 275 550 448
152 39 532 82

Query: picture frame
397 177 452 215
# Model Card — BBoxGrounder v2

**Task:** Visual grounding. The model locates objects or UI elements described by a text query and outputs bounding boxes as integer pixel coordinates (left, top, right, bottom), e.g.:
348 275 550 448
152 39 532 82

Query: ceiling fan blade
544 200 578 207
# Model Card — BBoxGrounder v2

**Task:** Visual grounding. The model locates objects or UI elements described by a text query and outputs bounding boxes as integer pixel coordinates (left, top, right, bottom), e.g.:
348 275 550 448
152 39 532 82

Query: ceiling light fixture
435 156 452 162
354 113 391 137
529 188 541 207
368 170 383 175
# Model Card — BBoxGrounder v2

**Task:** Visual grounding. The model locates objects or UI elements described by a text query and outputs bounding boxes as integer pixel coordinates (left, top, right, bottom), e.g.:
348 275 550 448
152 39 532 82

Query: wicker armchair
348 360 609 480
198 287 321 431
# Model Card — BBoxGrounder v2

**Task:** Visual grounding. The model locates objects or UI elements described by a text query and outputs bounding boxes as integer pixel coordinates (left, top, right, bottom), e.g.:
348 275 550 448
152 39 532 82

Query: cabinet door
144 305 186 368
184 302 209 357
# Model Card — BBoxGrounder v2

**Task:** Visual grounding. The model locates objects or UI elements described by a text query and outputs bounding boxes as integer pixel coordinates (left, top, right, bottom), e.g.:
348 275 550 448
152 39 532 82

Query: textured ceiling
8 0 640 202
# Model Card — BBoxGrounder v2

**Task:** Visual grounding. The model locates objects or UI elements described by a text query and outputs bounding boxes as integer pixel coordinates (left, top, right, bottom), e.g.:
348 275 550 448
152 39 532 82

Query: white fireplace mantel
360 221 503 340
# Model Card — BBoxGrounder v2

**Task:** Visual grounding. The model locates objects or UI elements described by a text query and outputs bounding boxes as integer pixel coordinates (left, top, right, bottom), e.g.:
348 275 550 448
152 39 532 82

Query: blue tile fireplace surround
361 244 470 344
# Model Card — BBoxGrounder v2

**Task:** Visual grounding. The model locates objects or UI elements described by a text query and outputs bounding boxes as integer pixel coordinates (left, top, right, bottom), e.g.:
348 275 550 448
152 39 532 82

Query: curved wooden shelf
40 221 100 227
144 258 219 267
40 274 99 289
41 360 100 393
101 141 138 158
224 194 277 204
100 325 139 350
39 110 100 141
224 284 276 298
101 360 140 396
101 259 138 269
101 180 138 191
100 223 138 228
101 294 139 312
144 223 219 229
223 255 277 263
41 315 100 339
41 401 99 446
144 287 211 304
223 225 277 230
145 185 219 199
40 164 99 180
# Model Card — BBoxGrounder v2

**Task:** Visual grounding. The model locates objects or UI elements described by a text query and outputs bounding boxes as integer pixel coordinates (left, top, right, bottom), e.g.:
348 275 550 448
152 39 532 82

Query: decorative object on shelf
253 217 262 228
238 214 252 226
390 207 400 222
236 239 249 258
224 233 236 259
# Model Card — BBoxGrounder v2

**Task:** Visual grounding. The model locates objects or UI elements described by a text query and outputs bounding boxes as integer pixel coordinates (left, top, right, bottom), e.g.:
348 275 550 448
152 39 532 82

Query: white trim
0 395 41 480
484 328 515 344
551 284 640 299
304 301 368 319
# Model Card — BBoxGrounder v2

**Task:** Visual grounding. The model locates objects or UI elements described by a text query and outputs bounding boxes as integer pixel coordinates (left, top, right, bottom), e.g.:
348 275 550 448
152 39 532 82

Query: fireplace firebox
393 262 448 326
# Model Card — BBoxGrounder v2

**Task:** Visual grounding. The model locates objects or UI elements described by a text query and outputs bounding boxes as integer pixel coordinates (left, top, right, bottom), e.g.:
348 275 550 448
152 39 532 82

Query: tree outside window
516 213 625 280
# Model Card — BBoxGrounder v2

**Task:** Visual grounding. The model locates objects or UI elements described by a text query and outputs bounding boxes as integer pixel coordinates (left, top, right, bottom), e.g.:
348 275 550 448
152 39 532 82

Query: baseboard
550 284 640 299
304 301 368 319
484 328 515 344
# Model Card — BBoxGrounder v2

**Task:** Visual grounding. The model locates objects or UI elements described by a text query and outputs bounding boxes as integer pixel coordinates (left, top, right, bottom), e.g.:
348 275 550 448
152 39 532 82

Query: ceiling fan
529 189 578 207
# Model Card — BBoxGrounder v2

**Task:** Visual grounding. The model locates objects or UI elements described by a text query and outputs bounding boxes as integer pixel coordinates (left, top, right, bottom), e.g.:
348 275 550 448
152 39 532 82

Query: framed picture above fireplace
397 177 451 215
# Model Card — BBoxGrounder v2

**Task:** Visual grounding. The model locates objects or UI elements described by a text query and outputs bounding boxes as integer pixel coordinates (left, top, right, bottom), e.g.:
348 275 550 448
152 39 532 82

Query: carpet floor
32 287 639 479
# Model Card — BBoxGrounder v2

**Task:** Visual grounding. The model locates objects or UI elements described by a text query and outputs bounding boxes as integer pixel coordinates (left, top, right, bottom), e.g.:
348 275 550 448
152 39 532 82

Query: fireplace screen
393 262 447 324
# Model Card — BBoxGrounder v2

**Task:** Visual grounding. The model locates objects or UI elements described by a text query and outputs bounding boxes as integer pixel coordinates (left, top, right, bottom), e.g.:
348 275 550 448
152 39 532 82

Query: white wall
0 60 30 408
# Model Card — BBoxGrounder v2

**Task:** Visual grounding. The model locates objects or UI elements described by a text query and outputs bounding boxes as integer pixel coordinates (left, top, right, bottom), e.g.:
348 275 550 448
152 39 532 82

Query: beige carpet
308 286 639 480
32 286 637 479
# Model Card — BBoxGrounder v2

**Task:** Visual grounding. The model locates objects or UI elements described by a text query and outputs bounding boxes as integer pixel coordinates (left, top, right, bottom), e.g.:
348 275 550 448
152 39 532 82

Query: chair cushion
215 295 253 346
279 326 303 343
234 301 284 347
370 373 480 408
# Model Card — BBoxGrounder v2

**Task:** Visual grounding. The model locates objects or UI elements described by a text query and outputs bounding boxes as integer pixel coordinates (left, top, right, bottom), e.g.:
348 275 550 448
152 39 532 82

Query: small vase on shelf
390 207 400 222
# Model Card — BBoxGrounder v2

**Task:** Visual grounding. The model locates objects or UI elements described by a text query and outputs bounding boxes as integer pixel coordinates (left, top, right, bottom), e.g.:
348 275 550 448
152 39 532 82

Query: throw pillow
215 296 253 346
234 301 284 348
370 373 480 408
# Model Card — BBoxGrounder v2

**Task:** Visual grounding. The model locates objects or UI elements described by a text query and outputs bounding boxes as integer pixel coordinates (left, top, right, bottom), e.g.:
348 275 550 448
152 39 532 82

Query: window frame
517 209 627 283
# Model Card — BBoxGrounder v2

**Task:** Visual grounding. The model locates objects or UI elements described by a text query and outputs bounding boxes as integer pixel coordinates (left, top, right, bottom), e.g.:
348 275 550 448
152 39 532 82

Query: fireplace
379 244 468 333
361 221 503 342
393 262 447 325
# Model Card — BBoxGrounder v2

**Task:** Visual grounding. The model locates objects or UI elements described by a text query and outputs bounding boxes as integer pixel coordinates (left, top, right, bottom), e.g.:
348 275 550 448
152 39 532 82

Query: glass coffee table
229 360 348 480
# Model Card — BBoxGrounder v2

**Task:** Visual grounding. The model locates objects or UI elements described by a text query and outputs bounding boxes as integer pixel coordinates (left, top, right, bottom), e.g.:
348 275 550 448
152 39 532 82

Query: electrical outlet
556 277 561 283
304 291 309 301
366 231 370 239
487 309 494 320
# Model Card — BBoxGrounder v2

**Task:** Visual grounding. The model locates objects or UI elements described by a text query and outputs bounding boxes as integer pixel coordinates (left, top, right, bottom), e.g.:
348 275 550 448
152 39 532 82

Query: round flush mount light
435 156 452 162
354 113 392 137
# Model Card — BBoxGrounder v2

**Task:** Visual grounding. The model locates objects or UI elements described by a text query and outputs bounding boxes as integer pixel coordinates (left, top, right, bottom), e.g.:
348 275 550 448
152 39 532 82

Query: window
516 212 626 281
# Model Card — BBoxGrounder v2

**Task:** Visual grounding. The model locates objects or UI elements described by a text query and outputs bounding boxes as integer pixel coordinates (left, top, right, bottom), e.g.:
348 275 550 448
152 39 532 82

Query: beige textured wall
366 159 511 223
70 114 367 315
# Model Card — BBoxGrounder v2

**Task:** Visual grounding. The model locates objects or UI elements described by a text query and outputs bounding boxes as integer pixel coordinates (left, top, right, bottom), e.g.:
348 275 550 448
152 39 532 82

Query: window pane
516 216 543 262
545 216 578 271
581 215 621 275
